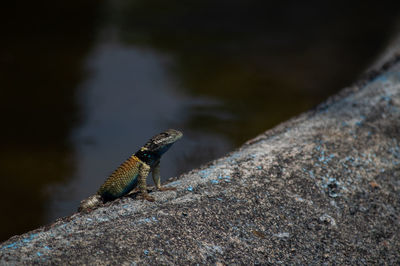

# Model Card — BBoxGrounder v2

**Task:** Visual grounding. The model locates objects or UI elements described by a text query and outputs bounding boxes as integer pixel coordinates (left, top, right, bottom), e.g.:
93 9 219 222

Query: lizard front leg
137 161 155 202
152 161 176 191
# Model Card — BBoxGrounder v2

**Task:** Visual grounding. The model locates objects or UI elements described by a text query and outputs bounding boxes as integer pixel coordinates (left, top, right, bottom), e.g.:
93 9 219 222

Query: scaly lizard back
97 155 145 200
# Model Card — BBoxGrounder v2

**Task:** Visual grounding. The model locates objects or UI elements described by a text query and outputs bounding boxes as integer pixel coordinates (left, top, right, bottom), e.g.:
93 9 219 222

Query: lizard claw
137 192 155 202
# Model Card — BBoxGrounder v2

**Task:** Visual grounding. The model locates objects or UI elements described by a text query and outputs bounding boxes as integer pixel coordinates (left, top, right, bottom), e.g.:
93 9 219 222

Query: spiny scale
97 155 141 199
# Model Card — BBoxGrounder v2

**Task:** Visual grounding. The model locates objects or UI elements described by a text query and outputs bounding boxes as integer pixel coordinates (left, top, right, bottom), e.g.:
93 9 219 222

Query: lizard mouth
162 129 183 143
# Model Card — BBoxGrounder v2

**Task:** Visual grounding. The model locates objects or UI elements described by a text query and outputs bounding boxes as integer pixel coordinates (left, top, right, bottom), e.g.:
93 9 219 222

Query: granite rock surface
1 40 400 265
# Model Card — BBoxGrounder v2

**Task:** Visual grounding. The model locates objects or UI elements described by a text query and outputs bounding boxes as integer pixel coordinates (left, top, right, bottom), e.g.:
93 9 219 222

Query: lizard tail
78 195 103 212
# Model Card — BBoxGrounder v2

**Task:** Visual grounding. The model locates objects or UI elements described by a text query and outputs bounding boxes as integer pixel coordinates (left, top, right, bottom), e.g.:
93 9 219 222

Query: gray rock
1 41 400 265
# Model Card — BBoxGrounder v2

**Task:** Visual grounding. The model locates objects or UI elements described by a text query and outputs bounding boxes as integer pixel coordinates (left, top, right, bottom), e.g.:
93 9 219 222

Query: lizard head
137 129 183 163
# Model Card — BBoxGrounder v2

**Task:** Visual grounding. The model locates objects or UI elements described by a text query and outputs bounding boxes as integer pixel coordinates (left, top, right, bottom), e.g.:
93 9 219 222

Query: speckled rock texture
1 45 400 265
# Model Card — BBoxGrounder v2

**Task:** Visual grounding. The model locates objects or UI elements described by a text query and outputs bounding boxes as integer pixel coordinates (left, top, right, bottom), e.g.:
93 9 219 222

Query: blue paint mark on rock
373 74 388 83
187 186 193 192
144 250 149 255
167 180 181 186
2 242 18 250
199 169 213 179
211 180 219 184
308 170 315 178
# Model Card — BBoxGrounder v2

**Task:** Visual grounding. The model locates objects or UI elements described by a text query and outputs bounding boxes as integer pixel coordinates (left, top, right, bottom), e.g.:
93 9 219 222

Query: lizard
78 129 183 212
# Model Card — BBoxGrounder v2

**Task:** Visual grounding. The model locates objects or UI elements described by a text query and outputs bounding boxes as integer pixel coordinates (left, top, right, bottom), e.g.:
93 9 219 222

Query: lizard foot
127 187 140 196
137 192 155 202
157 186 176 191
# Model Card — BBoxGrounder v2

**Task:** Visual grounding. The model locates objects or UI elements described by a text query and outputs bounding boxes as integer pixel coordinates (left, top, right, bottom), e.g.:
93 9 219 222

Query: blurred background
1 0 400 241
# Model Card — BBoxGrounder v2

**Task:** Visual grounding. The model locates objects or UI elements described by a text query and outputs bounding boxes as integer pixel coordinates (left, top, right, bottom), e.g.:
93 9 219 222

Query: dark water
1 0 399 241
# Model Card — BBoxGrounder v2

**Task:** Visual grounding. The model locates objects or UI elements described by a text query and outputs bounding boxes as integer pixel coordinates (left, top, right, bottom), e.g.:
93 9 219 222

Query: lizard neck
134 149 162 167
